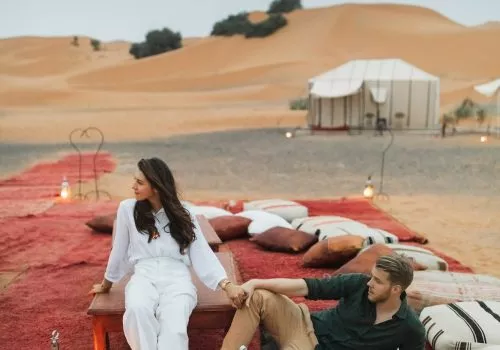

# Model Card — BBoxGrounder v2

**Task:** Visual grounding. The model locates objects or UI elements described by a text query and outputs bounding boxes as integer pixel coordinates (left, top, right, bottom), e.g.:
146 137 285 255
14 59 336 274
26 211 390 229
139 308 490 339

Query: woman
89 157 246 350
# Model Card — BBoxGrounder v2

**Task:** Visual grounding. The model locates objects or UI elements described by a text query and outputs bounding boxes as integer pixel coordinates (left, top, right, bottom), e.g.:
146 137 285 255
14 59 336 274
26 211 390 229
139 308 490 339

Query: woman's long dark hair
133 157 195 254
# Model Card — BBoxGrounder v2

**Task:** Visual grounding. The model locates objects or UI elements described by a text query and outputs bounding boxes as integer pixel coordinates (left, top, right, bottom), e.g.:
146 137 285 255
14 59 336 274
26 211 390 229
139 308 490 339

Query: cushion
187 205 233 219
250 227 318 253
362 228 399 245
302 235 365 268
291 215 353 232
407 271 500 314
208 215 251 241
181 200 194 208
420 301 500 349
333 244 427 276
235 210 292 236
85 213 115 233
318 223 399 244
361 243 448 271
243 199 308 222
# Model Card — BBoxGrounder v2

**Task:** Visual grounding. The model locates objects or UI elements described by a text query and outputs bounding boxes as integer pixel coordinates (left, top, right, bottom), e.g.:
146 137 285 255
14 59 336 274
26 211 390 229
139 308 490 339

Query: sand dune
1 3 500 139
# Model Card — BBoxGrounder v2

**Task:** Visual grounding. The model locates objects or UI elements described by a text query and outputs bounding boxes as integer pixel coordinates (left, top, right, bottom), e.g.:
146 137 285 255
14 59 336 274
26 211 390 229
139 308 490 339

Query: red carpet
0 155 472 350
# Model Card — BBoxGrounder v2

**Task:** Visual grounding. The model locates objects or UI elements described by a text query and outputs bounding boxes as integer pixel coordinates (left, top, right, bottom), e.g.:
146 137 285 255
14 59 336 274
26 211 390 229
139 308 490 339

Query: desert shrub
476 108 486 124
289 97 308 110
129 27 182 59
267 0 302 14
211 12 253 36
90 39 101 51
245 13 288 38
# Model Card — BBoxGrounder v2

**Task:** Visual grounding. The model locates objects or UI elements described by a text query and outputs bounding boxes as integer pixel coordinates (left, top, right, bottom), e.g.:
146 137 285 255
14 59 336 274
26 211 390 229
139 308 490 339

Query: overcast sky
1 0 499 42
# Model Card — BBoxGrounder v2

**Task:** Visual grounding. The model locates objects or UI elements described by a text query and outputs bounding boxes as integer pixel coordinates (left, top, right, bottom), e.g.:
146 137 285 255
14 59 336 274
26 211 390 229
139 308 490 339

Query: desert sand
1 3 500 278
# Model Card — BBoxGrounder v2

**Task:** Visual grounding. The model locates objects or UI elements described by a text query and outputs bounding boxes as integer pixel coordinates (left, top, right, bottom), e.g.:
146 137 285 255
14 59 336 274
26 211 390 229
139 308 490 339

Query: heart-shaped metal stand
69 126 111 201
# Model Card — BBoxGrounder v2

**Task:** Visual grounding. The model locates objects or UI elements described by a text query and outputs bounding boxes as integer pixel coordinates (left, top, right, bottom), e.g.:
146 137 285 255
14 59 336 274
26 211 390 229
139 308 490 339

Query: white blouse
104 198 227 291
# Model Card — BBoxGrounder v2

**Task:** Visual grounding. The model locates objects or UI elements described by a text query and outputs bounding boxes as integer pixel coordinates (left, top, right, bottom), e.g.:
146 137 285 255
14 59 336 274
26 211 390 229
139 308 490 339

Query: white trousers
123 257 197 350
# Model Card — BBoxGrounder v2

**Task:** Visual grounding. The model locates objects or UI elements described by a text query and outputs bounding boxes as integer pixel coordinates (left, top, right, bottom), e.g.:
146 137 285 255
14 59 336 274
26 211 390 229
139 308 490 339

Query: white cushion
361 243 446 271
243 199 308 222
420 301 500 349
235 210 292 236
187 205 233 219
181 200 194 208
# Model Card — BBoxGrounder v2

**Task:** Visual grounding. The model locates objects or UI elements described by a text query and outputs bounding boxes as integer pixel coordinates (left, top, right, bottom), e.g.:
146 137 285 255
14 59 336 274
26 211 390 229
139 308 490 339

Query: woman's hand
224 283 247 309
88 283 111 295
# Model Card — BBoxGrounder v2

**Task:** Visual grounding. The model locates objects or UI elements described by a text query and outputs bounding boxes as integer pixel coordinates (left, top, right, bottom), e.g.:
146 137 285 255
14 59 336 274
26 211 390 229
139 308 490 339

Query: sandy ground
3 129 498 278
1 4 500 281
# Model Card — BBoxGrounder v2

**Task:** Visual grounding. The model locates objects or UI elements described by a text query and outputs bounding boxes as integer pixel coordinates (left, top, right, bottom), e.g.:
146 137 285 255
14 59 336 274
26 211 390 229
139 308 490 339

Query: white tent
474 78 500 137
307 59 440 130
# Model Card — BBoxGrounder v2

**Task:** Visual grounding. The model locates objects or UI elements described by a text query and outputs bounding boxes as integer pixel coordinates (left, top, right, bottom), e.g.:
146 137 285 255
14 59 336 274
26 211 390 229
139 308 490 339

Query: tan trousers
221 289 319 350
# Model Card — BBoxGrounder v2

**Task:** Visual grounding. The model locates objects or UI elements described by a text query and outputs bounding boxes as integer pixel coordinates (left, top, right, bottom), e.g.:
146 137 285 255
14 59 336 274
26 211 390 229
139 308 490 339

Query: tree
267 0 302 14
245 13 288 38
211 12 253 36
129 27 182 59
90 38 101 51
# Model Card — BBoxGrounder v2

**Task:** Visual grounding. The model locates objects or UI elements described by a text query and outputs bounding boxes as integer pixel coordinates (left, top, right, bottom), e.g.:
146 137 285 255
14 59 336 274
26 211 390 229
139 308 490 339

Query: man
221 254 425 350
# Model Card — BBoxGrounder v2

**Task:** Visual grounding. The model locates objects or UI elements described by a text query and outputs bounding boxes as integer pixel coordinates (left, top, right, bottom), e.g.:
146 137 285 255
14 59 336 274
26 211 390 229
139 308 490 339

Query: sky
1 0 499 42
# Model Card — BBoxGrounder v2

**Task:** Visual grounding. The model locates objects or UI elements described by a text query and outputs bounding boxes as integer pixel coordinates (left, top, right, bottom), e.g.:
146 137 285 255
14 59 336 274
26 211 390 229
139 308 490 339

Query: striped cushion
407 271 500 315
297 217 398 244
420 301 500 349
243 199 308 222
291 215 353 232
361 243 448 271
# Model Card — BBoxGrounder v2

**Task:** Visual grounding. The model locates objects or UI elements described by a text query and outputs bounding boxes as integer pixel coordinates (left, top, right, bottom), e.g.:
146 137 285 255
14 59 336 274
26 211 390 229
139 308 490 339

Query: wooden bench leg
92 317 107 350
105 332 110 350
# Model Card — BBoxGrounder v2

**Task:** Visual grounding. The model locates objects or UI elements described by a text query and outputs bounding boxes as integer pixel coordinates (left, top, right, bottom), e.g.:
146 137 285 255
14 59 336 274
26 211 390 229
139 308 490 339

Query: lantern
60 176 71 199
363 176 374 199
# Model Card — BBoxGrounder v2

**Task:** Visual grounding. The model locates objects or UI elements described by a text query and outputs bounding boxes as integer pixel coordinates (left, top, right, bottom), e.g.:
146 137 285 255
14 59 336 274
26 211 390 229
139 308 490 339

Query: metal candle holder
50 330 60 350
375 127 394 200
69 126 111 201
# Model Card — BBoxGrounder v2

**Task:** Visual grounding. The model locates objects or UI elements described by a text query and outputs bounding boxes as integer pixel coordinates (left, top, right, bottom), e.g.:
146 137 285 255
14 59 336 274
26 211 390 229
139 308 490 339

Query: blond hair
375 254 414 290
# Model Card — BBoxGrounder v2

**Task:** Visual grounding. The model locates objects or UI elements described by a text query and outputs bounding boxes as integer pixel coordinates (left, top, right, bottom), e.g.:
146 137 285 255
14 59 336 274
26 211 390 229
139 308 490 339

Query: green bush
289 97 308 110
211 12 253 36
267 0 302 14
129 27 182 59
211 11 287 38
90 38 101 51
454 99 475 120
245 13 288 38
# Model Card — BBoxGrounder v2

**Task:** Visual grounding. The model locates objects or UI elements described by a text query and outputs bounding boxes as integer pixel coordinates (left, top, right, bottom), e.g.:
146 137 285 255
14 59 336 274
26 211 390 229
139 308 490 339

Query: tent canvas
474 78 500 137
307 59 440 130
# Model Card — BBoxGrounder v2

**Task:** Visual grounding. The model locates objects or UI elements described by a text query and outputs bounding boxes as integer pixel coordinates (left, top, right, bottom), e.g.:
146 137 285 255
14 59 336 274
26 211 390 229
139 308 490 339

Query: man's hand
224 283 247 309
88 283 111 295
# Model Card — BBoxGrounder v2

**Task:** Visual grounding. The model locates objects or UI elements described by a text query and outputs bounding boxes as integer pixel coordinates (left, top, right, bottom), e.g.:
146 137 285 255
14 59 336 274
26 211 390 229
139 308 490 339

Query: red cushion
85 213 115 234
208 215 251 241
250 227 318 253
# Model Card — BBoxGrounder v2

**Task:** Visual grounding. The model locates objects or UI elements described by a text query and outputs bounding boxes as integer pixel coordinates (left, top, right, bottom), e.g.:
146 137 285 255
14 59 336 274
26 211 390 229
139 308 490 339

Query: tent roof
474 78 500 97
309 58 439 83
